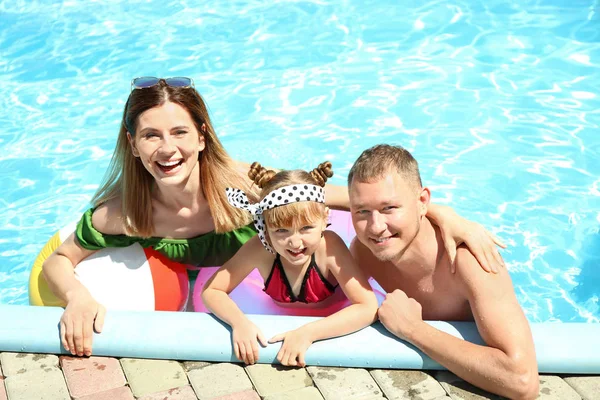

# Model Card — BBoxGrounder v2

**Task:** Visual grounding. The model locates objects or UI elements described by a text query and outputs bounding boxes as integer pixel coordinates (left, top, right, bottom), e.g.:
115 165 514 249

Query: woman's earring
321 231 324 238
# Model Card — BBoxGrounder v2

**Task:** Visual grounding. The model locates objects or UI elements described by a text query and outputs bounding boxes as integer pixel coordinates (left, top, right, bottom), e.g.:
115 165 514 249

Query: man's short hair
348 144 423 189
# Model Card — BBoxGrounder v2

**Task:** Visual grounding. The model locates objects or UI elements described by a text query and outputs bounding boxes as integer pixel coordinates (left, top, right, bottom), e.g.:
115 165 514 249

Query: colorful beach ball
30 221 189 312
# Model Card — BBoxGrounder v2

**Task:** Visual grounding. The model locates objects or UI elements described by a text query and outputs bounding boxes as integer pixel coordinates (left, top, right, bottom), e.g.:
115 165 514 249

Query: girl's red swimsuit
263 253 338 303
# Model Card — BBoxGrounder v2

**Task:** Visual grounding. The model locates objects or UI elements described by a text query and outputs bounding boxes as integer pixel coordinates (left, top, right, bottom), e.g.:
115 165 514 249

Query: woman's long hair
91 80 255 236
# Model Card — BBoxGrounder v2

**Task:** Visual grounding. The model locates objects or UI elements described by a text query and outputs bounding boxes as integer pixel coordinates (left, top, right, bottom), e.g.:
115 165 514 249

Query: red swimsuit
263 253 338 303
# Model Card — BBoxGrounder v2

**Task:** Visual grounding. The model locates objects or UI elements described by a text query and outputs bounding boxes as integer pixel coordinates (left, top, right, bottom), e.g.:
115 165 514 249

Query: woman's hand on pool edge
60 288 106 357
231 320 268 365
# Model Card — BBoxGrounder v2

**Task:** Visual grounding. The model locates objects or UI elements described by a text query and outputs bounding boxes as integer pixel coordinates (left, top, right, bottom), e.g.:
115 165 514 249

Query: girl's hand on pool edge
232 321 268 365
60 289 106 357
269 328 313 367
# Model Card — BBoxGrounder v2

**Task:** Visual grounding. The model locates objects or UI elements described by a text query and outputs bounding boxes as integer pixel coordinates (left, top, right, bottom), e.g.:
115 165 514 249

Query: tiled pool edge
1 352 599 399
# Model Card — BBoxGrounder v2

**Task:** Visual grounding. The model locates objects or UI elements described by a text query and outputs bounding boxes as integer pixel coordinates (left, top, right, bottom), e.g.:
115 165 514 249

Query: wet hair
348 144 422 191
248 161 332 229
91 79 255 236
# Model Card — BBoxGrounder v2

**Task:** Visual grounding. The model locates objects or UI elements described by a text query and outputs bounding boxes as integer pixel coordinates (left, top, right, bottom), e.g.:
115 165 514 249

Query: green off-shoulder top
75 208 257 269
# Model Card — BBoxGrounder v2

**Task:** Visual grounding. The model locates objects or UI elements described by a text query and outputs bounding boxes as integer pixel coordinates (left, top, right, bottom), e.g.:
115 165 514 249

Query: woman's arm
323 184 350 210
269 231 378 366
42 201 124 357
42 234 96 304
42 233 105 357
427 203 507 273
201 236 271 364
43 202 122 303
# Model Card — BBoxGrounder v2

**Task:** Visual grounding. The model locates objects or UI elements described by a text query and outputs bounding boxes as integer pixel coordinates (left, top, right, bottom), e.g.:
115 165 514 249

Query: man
348 144 539 399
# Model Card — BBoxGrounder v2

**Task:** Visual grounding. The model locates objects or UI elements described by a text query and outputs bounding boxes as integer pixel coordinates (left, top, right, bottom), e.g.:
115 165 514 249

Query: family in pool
37 77 539 399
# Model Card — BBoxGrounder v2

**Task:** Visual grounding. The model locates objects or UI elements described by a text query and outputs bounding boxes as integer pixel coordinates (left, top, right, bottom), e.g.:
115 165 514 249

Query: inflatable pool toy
29 221 189 311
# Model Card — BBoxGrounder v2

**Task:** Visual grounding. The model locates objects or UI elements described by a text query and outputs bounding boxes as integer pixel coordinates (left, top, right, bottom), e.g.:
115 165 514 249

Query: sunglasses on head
131 76 195 91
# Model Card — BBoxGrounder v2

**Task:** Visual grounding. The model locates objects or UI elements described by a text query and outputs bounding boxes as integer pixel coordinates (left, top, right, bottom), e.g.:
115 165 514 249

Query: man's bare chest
372 269 472 321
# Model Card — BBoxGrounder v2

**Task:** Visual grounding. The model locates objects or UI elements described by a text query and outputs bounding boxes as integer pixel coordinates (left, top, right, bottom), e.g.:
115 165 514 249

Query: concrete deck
1 352 598 399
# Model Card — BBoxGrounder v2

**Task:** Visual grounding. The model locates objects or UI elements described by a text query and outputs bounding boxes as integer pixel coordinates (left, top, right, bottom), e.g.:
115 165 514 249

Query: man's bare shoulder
453 246 485 282
454 245 515 297
91 198 126 235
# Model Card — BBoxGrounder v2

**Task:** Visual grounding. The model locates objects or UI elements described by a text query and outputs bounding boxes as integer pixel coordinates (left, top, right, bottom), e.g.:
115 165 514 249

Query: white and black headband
226 184 325 253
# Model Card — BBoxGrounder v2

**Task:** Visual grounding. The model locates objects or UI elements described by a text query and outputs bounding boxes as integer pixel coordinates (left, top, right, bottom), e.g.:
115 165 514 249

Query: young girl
202 161 379 366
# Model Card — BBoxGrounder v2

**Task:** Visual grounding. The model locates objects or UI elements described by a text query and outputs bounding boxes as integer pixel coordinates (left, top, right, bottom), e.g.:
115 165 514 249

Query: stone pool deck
1 352 599 400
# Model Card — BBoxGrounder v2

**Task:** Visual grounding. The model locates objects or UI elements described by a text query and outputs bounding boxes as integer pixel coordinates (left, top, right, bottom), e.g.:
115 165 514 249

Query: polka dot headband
226 184 325 253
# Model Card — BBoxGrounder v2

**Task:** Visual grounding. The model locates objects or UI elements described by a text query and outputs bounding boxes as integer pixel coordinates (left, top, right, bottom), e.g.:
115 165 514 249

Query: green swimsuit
75 208 257 278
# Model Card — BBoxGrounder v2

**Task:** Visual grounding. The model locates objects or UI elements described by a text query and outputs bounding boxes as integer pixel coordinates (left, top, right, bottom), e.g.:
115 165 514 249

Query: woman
41 77 505 357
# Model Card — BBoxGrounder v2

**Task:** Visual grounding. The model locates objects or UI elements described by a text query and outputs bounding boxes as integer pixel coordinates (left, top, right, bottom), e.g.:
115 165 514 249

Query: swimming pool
0 0 598 323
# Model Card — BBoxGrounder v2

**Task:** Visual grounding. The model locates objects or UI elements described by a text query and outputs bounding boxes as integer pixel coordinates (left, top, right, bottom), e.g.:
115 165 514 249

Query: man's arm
378 247 538 400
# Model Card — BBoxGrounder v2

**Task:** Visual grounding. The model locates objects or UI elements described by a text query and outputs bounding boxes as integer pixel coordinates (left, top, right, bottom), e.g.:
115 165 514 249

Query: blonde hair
348 144 422 190
248 161 332 229
92 80 255 236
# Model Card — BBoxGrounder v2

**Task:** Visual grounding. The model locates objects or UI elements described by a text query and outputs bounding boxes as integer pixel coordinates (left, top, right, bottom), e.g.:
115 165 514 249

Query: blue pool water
0 0 598 323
